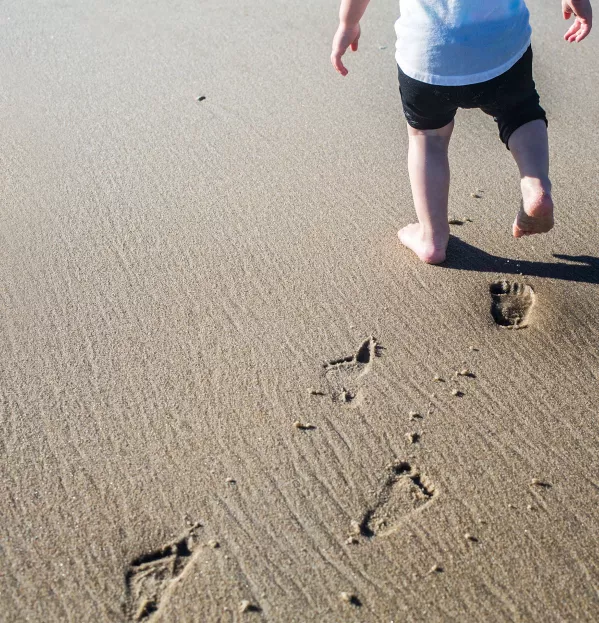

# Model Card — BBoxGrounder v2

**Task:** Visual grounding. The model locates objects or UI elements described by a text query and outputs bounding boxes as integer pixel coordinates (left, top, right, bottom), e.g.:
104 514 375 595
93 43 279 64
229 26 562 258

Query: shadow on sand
443 237 599 285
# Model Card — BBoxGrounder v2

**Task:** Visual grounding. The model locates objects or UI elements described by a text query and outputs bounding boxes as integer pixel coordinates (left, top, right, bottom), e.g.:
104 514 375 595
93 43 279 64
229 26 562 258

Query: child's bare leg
398 121 453 264
508 119 554 238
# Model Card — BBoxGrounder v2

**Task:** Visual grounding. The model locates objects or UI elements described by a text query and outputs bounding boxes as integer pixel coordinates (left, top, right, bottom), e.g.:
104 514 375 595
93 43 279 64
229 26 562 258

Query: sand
1 0 599 621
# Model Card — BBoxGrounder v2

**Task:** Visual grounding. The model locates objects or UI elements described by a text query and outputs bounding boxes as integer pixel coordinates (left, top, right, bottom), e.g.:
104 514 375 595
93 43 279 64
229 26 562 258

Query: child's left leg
398 120 454 264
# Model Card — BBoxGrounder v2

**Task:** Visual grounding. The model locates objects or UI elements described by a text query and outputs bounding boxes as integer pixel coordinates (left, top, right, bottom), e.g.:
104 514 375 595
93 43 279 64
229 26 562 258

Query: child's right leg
508 119 554 238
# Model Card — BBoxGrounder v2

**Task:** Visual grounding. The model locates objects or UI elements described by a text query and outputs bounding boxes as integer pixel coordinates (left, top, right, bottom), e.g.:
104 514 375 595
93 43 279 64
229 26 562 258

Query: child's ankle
422 223 450 242
398 222 448 264
521 176 552 200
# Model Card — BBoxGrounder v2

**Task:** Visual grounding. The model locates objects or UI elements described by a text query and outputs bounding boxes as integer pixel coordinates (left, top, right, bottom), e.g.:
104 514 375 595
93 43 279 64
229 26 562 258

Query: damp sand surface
2 1 599 621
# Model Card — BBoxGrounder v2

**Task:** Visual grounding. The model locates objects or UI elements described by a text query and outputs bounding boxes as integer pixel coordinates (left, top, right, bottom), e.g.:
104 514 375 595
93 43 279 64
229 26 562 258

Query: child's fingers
566 19 590 41
575 21 591 41
331 25 359 74
564 19 581 40
331 51 348 76
565 21 580 38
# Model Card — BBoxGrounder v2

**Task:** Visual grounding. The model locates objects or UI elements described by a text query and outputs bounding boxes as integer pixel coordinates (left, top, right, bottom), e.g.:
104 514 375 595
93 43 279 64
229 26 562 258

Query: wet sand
1 1 599 621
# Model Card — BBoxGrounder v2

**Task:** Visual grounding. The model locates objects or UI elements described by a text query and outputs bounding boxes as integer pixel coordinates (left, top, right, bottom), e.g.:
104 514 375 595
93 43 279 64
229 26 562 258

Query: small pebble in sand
239 600 260 614
184 515 200 527
508 503 516 509
339 592 361 606
409 410 422 420
349 520 362 536
470 192 482 198
226 478 236 485
405 432 420 444
338 389 353 403
527 504 535 511
293 420 316 430
451 389 463 397
464 533 478 542
433 375 445 382
308 387 325 396
429 564 444 574
346 535 359 545
207 540 220 548
458 369 475 378
197 95 206 102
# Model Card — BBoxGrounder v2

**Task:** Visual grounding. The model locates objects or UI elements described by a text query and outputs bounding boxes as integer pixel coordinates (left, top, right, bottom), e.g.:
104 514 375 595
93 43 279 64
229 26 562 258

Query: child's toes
513 220 525 238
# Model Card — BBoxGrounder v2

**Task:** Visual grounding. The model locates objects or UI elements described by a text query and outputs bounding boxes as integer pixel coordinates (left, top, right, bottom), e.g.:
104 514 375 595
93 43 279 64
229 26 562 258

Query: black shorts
397 46 547 148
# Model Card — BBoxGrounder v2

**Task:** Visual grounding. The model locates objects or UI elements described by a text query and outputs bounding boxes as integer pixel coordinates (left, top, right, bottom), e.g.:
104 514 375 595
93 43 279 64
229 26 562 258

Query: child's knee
407 122 454 151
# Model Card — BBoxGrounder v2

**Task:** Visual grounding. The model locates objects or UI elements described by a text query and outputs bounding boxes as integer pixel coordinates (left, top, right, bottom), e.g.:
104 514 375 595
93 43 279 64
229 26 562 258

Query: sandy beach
2 0 599 621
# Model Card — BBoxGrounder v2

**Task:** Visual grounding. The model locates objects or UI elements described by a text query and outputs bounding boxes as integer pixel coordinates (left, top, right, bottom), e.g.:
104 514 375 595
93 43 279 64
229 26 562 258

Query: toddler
331 0 593 263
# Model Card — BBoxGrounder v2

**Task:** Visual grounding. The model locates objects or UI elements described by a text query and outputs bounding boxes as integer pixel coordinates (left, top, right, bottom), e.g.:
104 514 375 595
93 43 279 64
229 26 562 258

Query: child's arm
563 0 593 41
330 0 371 76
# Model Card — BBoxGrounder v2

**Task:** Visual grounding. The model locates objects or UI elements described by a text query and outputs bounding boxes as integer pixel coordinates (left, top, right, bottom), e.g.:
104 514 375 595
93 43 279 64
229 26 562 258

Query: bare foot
398 223 448 264
513 192 554 238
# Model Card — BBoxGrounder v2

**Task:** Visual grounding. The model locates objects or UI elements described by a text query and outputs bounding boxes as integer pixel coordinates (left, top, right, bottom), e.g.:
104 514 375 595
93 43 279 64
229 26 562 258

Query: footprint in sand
323 336 383 406
490 280 535 329
350 461 436 539
124 524 201 622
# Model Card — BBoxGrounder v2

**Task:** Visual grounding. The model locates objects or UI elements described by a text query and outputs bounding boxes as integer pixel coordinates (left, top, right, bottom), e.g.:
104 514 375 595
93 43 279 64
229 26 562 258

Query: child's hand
331 23 361 76
563 0 592 42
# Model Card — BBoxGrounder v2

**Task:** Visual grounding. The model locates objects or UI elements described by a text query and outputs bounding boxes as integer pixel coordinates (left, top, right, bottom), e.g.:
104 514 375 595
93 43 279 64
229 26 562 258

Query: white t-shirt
395 0 532 86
